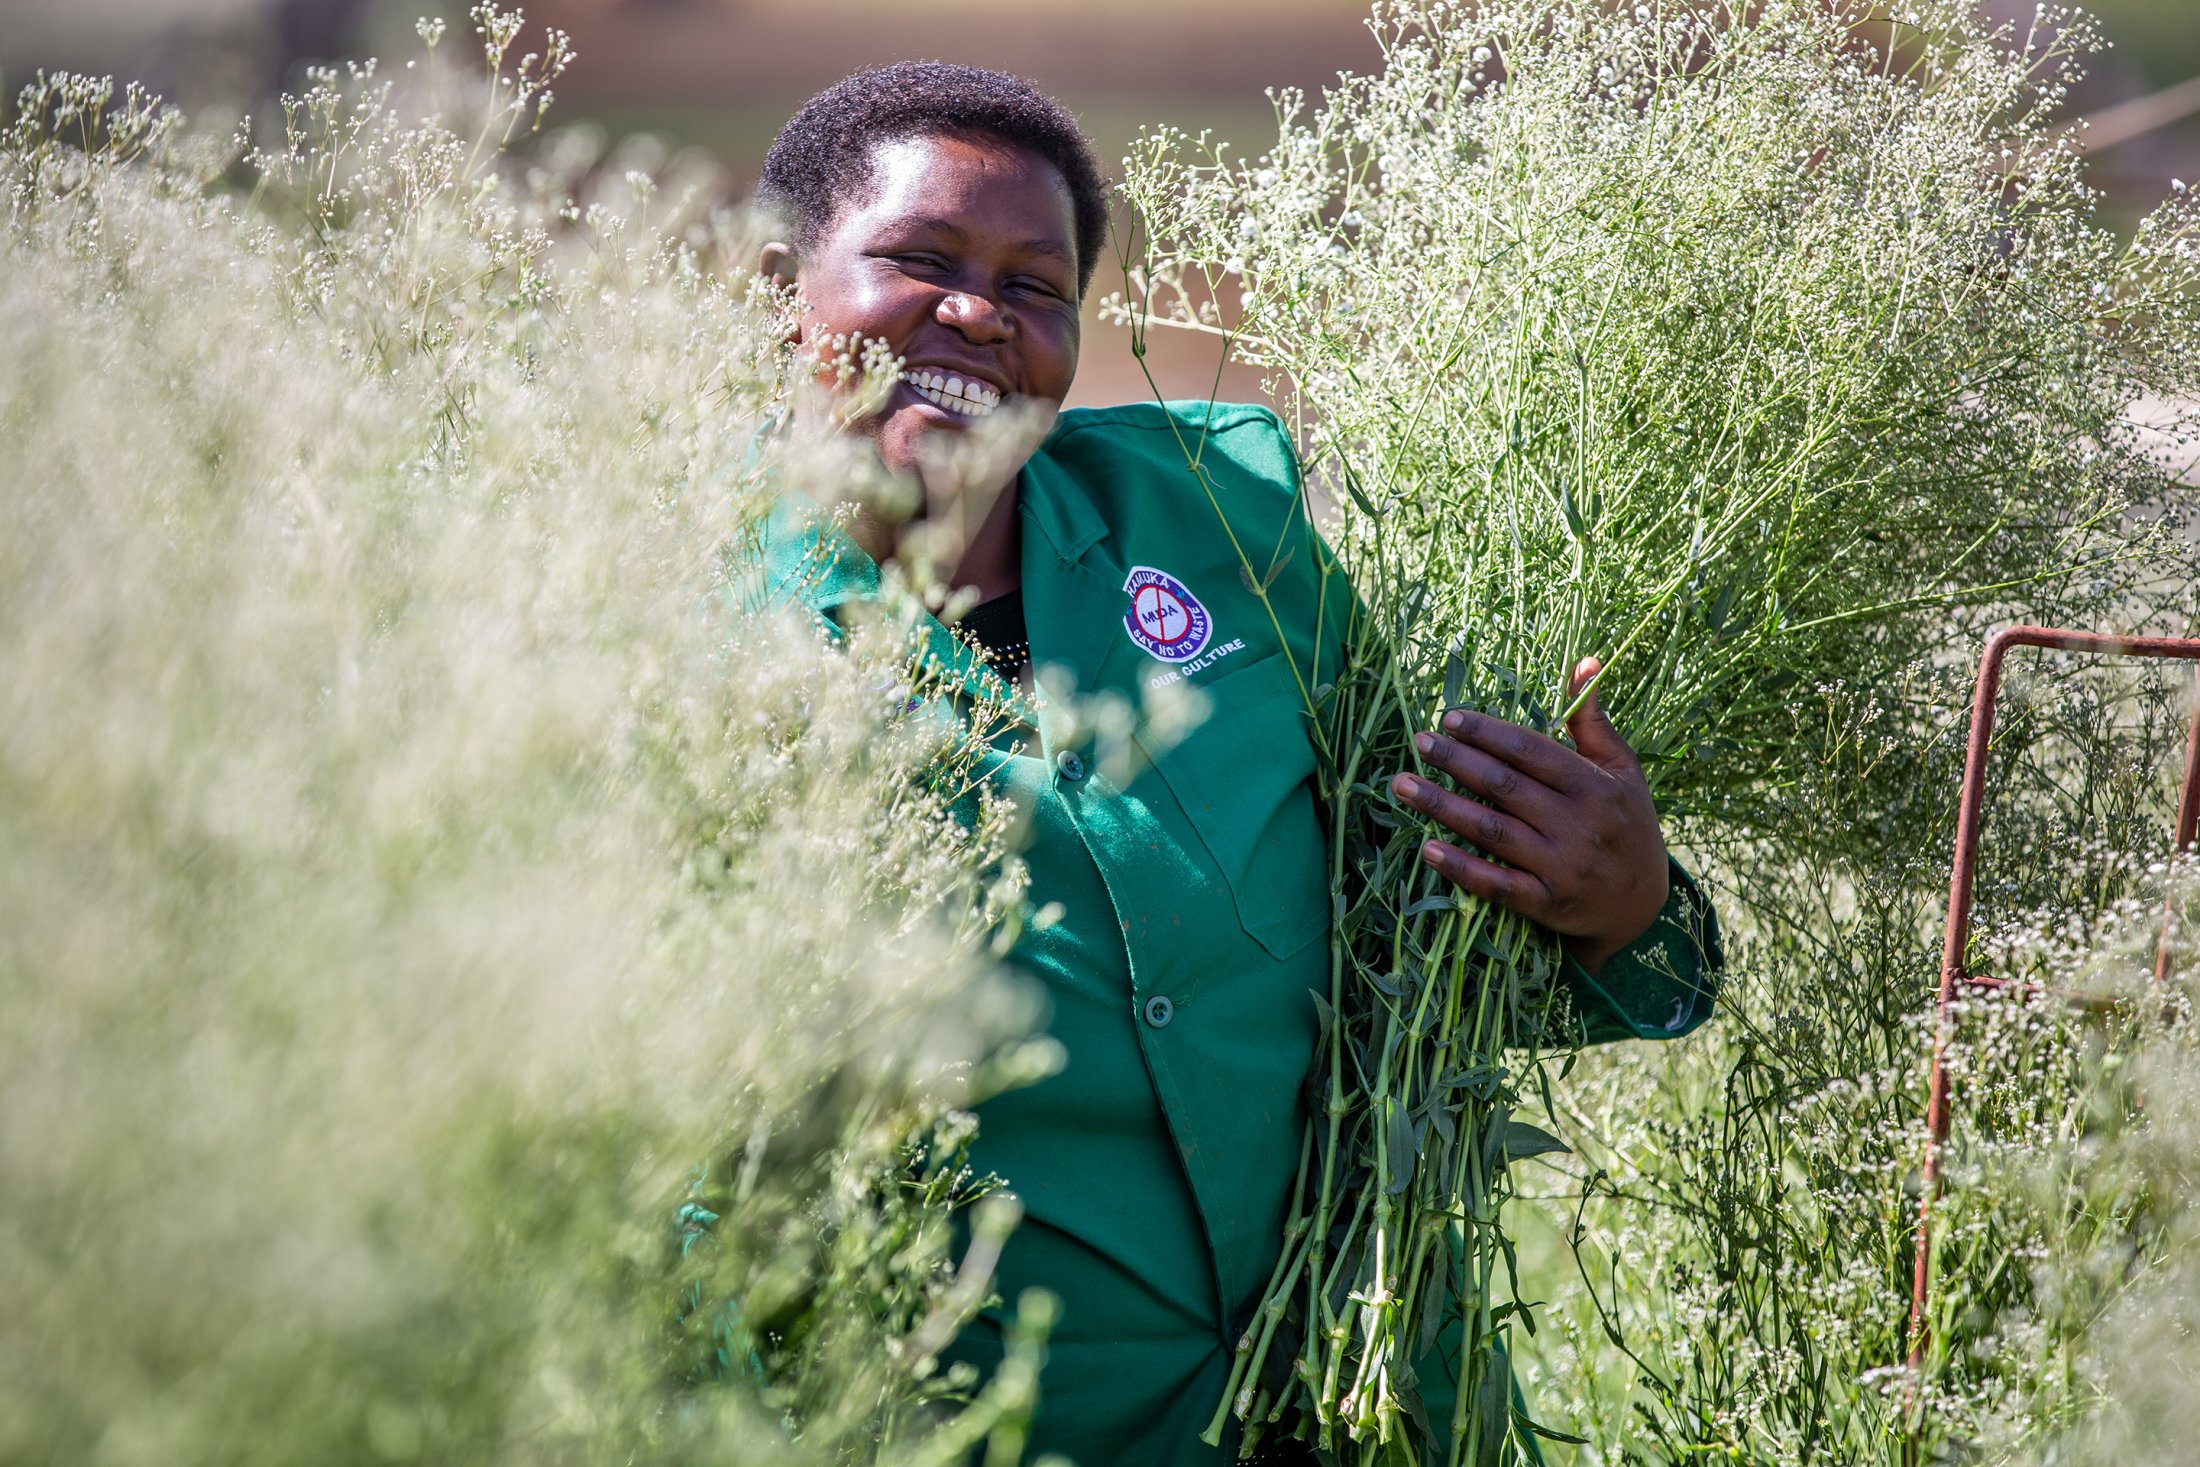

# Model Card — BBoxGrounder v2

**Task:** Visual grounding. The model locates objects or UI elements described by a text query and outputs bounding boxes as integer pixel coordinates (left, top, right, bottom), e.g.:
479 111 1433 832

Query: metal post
2155 667 2200 989
1906 629 2200 1409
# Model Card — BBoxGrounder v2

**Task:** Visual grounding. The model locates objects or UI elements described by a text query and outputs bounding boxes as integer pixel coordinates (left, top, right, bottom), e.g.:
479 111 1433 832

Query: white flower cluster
1522 655 2200 1464
1117 0 2199 1458
0 19 1053 1467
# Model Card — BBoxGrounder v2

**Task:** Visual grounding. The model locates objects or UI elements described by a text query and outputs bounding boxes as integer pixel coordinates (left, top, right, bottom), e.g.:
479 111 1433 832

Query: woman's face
767 131 1083 494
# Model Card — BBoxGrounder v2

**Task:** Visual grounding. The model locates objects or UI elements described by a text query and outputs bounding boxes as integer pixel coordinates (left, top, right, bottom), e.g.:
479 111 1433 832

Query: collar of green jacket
748 473 1020 717
747 401 1298 722
752 405 1120 588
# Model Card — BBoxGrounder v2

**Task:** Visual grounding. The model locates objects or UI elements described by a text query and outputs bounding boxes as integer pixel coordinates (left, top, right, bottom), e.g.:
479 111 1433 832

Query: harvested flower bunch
1118 0 2200 1459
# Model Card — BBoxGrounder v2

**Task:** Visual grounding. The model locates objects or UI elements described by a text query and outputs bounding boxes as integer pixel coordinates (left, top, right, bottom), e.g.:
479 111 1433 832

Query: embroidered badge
1121 564 1213 663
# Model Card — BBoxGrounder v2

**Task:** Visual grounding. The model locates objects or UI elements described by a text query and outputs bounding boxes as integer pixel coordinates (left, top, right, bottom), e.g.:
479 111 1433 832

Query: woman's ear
759 241 799 287
759 242 803 345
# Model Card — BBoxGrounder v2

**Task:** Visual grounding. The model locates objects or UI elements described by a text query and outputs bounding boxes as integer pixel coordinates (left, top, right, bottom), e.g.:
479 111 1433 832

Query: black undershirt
953 589 1031 690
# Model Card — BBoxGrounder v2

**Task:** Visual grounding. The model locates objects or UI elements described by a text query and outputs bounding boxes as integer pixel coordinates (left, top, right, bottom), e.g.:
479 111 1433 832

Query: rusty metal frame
1905 627 2200 1410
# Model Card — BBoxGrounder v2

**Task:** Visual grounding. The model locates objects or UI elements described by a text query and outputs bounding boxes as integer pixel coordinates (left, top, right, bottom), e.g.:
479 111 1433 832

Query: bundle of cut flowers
0 12 1054 1466
1116 1 2200 1460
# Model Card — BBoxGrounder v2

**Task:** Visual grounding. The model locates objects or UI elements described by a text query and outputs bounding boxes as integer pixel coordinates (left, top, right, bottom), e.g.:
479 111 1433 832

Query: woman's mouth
906 369 1002 418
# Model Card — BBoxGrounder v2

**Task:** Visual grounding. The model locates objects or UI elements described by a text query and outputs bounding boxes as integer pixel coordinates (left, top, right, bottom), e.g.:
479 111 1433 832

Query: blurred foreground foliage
0 15 1058 1467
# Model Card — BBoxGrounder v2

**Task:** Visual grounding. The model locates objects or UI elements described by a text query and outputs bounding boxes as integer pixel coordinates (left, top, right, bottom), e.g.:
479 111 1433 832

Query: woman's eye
1012 277 1067 301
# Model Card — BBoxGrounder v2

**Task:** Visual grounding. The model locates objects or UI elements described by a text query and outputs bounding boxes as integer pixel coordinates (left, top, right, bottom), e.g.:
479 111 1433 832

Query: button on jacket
756 401 1722 1464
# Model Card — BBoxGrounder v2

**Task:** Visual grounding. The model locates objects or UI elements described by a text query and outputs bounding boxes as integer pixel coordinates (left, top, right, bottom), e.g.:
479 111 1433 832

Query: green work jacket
756 401 1722 1464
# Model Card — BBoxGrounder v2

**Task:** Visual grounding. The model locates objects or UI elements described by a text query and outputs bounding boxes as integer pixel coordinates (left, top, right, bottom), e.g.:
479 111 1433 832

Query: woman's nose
937 291 1010 343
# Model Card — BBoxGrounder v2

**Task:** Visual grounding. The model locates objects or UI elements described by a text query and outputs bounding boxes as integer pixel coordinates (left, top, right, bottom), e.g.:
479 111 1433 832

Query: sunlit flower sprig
1116 0 2200 1459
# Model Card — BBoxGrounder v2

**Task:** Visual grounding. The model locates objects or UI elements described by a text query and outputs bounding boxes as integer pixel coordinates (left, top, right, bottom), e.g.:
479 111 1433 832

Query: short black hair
759 62 1108 295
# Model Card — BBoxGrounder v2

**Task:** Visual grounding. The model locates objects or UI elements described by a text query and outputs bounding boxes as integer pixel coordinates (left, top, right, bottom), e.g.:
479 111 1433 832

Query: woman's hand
1388 658 1668 976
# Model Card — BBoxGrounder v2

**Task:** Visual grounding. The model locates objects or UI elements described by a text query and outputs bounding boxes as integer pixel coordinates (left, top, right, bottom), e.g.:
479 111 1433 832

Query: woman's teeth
908 370 1001 417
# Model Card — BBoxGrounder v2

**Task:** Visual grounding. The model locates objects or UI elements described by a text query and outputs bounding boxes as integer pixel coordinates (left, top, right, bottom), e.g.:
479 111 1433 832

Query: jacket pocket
1137 653 1330 961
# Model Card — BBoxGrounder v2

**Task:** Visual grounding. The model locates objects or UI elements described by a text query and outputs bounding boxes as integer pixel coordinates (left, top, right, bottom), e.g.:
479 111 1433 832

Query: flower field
0 27 1055 1467
4 3 2200 1465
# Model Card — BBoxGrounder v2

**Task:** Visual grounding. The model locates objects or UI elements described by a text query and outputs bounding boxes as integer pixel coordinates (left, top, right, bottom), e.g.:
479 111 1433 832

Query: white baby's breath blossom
0 19 1053 1467
1117 0 2199 1459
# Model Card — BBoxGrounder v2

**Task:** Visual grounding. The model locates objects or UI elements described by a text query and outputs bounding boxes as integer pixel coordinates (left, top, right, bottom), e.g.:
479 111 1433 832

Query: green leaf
1341 466 1377 517
1439 1064 1504 1098
1416 1257 1454 1358
1405 1376 1438 1447
1500 1121 1570 1163
1515 1408 1591 1446
1706 577 1739 633
1368 969 1412 998
1474 1354 1511 1467
1384 1100 1417 1193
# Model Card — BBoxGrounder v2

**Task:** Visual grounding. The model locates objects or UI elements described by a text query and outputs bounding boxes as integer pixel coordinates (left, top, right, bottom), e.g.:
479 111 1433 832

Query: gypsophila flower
1114 1 2200 1460
0 14 1058 1466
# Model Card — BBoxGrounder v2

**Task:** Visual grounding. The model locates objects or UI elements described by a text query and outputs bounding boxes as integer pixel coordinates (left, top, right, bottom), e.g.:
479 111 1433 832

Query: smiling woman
758 67 1102 606
742 61 1720 1465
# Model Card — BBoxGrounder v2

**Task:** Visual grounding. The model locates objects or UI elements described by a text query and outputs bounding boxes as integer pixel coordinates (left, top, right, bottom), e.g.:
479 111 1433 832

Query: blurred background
4 0 2196 407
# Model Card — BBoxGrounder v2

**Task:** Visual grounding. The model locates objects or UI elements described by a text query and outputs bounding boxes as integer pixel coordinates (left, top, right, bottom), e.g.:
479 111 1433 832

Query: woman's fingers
1436 707 1589 793
1412 729 1561 827
1563 657 1639 774
1417 840 1553 922
1390 771 1551 865
1397 669 1668 963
